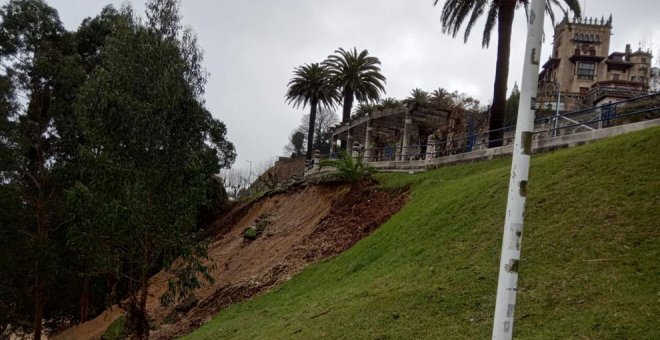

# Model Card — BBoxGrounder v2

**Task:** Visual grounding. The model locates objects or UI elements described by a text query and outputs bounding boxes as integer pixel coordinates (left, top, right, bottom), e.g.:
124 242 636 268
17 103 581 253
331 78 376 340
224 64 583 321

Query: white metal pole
492 0 545 339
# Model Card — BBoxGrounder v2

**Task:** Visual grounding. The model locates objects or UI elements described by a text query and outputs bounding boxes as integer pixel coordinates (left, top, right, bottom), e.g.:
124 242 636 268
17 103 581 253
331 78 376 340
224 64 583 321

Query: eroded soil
53 181 408 339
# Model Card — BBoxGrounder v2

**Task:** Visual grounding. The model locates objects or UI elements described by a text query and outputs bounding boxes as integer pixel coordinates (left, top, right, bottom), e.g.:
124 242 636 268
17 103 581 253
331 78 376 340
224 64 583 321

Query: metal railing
313 93 659 167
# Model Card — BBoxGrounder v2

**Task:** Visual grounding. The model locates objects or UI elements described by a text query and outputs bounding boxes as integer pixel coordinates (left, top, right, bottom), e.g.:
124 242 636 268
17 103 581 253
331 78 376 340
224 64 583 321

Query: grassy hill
186 127 659 339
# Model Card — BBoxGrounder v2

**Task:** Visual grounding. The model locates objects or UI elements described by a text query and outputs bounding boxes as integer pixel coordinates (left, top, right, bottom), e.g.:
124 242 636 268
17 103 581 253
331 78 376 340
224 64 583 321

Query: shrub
243 213 271 241
320 152 374 183
243 227 257 240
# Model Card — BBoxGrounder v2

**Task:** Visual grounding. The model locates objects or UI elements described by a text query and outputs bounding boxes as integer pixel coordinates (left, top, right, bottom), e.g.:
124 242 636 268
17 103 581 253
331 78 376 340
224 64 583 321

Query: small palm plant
320 151 374 184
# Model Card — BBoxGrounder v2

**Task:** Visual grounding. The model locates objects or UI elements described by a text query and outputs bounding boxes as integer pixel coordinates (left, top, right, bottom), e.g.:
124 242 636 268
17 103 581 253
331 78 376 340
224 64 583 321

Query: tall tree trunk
135 245 151 340
340 89 354 151
33 160 46 340
32 92 49 340
305 100 318 160
138 270 149 340
80 272 90 323
488 1 516 148
33 261 43 340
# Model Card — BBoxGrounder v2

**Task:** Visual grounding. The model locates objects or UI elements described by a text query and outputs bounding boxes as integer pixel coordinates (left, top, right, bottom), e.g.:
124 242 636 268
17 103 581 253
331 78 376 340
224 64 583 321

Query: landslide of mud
54 181 408 339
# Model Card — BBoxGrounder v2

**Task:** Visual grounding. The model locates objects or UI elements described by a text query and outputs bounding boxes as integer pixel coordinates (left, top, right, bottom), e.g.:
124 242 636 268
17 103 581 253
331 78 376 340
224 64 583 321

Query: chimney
625 44 632 61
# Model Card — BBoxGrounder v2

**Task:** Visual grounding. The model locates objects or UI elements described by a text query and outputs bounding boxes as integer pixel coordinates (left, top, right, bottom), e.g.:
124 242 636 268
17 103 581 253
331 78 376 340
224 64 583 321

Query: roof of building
542 58 561 70
630 50 652 57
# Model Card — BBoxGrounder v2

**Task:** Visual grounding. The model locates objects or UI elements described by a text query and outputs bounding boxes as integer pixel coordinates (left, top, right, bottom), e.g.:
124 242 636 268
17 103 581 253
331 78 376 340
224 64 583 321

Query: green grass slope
186 128 659 339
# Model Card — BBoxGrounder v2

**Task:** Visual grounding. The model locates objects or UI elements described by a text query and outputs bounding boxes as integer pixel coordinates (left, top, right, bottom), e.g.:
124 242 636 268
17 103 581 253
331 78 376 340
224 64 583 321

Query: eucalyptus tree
286 62 339 160
432 0 580 147
75 5 124 73
69 2 235 337
323 48 386 125
0 1 86 337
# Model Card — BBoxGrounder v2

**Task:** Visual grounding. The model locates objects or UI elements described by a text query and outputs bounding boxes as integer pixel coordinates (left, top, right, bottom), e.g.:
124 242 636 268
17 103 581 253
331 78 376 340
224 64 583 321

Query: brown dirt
52 181 408 340
51 307 122 340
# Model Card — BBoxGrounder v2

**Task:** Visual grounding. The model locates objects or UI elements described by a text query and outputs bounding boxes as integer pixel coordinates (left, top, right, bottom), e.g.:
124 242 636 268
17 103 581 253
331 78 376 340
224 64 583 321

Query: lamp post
492 0 545 338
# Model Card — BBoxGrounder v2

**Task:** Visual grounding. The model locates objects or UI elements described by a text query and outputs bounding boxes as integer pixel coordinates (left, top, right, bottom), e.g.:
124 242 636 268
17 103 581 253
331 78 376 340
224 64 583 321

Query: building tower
538 15 653 110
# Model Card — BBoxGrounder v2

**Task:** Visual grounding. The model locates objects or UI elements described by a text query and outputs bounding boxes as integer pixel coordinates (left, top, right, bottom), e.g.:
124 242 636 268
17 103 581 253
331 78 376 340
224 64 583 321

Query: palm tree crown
285 62 338 160
286 63 338 111
432 0 580 147
436 0 580 47
324 47 386 124
405 88 431 104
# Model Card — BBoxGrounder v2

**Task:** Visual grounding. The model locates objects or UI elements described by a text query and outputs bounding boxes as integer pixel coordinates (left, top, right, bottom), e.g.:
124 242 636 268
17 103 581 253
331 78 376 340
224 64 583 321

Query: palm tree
286 63 339 160
324 47 387 125
405 88 430 104
353 102 375 119
379 97 401 109
433 0 580 147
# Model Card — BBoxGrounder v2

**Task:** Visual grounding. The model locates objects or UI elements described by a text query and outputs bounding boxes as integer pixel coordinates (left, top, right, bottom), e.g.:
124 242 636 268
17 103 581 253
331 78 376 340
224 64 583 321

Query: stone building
538 16 653 111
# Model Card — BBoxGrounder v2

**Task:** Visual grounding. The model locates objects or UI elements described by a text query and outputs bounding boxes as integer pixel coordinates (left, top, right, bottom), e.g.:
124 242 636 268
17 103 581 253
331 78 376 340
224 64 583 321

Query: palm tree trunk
341 90 354 123
488 1 516 148
306 99 318 160
340 90 354 151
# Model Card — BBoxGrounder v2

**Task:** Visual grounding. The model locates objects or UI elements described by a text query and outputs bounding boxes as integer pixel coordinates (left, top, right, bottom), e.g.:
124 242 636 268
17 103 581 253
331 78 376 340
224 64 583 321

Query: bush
243 227 257 240
320 152 374 183
243 213 271 241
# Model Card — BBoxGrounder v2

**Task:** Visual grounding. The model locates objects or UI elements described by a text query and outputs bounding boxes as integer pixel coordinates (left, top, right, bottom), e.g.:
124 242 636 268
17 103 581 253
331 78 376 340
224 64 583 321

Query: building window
577 62 596 80
642 57 647 64
596 35 600 41
612 74 620 80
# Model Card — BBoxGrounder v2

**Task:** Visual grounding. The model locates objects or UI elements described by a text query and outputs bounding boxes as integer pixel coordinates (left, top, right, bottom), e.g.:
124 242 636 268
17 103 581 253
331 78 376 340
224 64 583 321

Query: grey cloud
41 0 660 171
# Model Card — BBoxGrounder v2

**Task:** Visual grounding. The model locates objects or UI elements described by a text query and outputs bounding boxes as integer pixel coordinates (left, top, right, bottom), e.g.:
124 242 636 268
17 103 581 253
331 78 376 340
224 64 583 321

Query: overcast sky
39 0 660 172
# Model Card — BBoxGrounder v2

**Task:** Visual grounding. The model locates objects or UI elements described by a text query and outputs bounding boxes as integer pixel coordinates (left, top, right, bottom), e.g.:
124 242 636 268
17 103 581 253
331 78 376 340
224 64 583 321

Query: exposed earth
53 180 408 339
